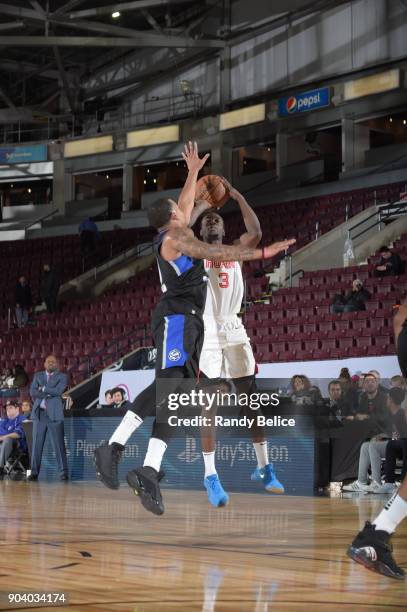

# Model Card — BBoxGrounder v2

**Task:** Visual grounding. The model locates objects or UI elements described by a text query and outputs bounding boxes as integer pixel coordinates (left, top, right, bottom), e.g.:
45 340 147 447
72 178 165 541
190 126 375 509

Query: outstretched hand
182 141 209 174
263 238 296 259
220 177 240 200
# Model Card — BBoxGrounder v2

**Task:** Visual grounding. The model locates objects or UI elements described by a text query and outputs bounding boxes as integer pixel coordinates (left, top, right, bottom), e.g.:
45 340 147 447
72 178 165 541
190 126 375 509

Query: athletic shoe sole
265 485 285 494
126 469 164 516
93 455 119 490
347 545 405 580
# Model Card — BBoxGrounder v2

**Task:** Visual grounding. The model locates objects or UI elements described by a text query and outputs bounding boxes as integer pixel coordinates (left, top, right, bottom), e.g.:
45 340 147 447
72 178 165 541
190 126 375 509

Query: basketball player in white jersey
190 180 284 507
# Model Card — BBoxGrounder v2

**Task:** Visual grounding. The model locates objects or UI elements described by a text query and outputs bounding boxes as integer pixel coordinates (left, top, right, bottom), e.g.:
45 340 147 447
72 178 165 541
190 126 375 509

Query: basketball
195 175 230 208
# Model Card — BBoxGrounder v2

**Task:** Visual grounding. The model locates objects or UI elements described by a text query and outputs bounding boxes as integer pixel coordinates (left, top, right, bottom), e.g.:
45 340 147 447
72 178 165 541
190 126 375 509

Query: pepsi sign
278 87 330 117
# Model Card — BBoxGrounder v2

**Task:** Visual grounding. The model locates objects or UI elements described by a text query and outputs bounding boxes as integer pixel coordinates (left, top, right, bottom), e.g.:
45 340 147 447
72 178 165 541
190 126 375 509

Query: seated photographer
328 380 355 419
374 245 404 277
0 401 27 476
343 387 405 493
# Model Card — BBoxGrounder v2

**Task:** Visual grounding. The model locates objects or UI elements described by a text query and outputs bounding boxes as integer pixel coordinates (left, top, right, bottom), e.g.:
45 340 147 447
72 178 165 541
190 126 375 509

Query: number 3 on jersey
219 272 229 288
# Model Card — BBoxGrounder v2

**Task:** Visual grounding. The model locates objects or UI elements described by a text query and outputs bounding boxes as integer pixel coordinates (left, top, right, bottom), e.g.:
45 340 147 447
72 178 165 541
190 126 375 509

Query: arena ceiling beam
0 59 60 81
53 45 76 114
0 35 225 49
0 21 25 32
51 0 90 17
0 3 45 20
67 0 195 20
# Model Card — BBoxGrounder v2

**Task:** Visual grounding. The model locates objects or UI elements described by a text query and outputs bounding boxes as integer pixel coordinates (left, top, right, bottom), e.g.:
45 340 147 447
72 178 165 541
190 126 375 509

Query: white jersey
200 258 255 377
203 259 244 317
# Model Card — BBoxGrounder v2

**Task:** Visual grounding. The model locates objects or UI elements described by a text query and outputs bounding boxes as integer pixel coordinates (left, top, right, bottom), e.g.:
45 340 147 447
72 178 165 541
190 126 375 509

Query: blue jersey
152 230 208 326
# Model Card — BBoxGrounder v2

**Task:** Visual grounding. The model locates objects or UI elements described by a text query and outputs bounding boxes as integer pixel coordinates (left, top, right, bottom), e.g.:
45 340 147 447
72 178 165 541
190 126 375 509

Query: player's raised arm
222 178 262 248
177 142 209 225
168 228 295 262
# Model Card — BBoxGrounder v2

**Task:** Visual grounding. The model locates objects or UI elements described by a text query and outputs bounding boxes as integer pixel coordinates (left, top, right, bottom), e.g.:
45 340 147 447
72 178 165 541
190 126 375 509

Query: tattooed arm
160 226 295 263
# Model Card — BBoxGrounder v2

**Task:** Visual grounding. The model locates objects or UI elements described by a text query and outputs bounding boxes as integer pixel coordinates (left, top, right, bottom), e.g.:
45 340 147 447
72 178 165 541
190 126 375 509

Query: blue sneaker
251 463 285 494
204 474 229 507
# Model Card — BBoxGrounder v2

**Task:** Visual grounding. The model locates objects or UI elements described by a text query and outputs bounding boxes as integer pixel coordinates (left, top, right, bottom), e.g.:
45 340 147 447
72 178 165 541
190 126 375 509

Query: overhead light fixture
404 119 407 126
389 117 393 122
27 188 32 193
112 11 120 18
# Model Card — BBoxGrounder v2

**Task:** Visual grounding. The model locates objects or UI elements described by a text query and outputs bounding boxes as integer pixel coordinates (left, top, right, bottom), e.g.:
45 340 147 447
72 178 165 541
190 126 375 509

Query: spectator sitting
338 367 359 408
0 368 12 388
357 372 388 428
104 390 114 406
290 375 320 405
390 375 406 389
367 369 389 395
111 388 132 411
0 401 27 477
21 400 32 420
374 245 404 277
331 279 371 314
373 387 407 494
0 365 28 398
328 380 354 419
343 387 407 493
0 368 14 398
15 275 33 328
41 264 62 314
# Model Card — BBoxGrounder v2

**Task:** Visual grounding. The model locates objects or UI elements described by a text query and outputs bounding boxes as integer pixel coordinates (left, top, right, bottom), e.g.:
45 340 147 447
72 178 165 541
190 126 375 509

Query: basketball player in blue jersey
347 298 407 579
189 183 284 507
95 141 295 515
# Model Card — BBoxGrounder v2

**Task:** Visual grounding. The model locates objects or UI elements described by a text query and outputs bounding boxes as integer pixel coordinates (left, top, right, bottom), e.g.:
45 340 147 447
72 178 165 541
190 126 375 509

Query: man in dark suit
28 355 69 481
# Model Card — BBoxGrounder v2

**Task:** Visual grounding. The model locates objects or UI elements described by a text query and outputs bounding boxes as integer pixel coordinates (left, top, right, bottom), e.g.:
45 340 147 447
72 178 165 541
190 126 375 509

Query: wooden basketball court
1 481 406 610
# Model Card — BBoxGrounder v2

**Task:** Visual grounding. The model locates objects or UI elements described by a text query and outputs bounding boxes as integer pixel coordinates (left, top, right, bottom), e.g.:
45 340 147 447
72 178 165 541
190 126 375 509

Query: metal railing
79 237 155 279
0 208 59 234
67 323 152 384
348 198 407 244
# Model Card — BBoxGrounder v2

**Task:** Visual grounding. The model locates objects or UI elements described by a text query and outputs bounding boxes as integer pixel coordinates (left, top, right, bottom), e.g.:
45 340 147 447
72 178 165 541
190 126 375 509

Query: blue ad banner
0 144 48 164
278 87 331 117
38 416 315 496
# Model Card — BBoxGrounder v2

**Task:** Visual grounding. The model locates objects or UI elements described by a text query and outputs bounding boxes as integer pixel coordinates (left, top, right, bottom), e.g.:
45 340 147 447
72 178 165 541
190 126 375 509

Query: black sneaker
94 442 124 490
126 466 165 516
26 473 38 481
347 521 405 580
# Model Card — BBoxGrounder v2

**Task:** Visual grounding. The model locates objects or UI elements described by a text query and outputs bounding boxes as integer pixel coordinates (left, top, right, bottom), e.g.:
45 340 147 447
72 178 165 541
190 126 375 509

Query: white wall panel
351 0 388 69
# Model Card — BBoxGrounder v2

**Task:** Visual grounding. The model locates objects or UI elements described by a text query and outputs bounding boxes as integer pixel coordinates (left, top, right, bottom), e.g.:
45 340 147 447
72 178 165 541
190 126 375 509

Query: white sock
109 410 143 446
143 437 167 473
203 451 217 478
253 441 269 468
373 492 407 534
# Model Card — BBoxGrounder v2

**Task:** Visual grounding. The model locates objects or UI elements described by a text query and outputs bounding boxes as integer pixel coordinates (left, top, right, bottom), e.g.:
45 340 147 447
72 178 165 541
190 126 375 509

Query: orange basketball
195 175 229 208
